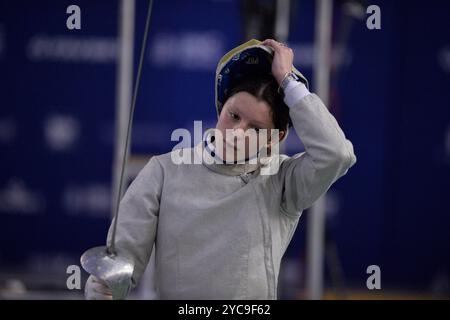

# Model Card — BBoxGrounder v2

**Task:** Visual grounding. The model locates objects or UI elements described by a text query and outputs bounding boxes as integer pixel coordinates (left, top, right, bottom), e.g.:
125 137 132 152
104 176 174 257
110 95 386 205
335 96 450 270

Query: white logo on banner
149 32 225 71
27 35 117 63
290 44 351 69
0 179 45 214
44 115 80 152
63 184 110 217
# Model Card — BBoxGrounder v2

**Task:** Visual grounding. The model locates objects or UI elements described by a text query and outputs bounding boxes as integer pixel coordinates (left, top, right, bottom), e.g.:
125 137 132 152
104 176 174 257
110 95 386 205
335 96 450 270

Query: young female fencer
85 39 356 299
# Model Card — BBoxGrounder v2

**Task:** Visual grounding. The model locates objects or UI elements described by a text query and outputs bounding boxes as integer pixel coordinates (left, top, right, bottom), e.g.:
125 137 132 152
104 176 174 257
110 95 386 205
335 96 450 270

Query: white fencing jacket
106 83 357 299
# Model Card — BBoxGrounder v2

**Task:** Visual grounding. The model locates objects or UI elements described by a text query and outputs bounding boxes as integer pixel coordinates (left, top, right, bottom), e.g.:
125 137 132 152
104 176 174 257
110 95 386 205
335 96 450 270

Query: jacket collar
194 129 271 177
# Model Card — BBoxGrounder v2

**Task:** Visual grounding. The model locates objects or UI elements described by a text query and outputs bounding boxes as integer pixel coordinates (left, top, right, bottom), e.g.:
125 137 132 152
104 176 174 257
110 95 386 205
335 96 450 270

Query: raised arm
263 39 356 216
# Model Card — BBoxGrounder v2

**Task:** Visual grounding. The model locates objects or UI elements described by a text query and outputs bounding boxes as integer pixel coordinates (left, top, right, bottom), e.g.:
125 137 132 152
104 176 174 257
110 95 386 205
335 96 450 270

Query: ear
278 130 286 143
267 130 285 148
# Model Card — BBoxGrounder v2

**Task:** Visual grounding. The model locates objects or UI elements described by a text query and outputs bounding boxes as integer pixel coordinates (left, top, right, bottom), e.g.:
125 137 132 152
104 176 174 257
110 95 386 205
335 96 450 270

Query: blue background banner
0 0 449 296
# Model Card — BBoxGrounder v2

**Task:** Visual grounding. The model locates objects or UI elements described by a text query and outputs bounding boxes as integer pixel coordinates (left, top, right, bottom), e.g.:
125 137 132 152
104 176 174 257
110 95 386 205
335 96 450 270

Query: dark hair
224 74 292 132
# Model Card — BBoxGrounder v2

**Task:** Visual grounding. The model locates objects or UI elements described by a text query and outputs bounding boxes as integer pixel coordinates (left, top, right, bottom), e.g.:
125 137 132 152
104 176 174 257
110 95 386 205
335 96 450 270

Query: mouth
224 139 238 151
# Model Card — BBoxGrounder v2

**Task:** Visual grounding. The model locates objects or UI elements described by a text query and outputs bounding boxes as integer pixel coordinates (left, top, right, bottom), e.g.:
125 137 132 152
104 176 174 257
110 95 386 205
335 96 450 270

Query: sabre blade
80 0 154 300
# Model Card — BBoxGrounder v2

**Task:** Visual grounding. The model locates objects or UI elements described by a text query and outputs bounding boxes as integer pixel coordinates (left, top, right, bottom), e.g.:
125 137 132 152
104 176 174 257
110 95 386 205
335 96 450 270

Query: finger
85 276 113 298
93 282 113 295
91 276 112 289
86 290 112 300
92 283 112 294
91 276 107 285
262 39 285 52
262 39 278 48
93 293 113 300
85 284 112 300
262 38 278 45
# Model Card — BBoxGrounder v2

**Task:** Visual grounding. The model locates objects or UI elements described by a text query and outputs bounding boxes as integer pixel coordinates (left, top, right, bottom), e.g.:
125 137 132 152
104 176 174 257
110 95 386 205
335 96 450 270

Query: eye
228 111 240 121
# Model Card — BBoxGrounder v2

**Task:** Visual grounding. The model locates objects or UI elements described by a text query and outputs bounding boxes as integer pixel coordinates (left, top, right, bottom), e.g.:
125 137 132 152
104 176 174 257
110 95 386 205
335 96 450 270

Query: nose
233 122 251 133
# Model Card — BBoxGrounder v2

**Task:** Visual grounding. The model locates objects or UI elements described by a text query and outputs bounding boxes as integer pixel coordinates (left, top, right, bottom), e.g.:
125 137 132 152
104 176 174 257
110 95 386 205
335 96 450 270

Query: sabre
80 0 154 300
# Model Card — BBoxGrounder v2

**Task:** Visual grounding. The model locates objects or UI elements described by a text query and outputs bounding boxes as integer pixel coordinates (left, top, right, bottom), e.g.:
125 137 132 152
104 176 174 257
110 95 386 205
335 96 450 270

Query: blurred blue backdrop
0 0 449 297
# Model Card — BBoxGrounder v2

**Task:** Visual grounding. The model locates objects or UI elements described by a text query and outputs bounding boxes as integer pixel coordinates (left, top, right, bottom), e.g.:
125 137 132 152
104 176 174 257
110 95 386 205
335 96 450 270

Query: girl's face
215 91 284 162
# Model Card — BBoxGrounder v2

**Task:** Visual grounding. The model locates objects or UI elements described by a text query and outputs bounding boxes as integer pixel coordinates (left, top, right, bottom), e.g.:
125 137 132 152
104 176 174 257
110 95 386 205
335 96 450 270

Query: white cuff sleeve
283 81 311 108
